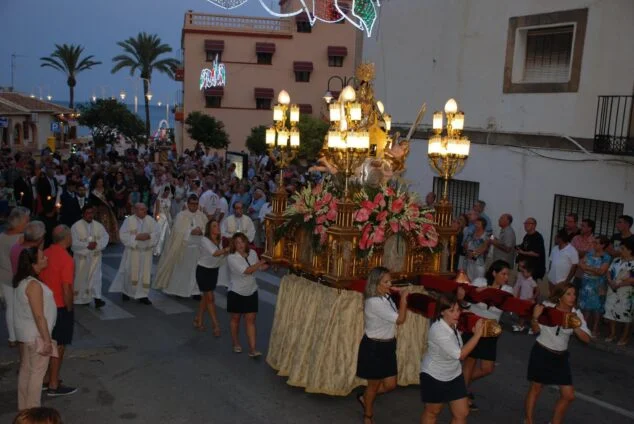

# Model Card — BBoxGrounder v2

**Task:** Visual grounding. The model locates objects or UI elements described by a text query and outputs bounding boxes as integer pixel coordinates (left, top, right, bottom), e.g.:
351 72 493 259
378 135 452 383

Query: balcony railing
594 95 634 155
184 11 292 35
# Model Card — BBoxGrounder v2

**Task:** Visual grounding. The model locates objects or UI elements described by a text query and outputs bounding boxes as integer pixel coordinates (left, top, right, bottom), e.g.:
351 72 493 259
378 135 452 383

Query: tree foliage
297 115 328 161
245 125 268 156
185 111 230 150
78 99 146 148
40 44 101 109
111 32 179 141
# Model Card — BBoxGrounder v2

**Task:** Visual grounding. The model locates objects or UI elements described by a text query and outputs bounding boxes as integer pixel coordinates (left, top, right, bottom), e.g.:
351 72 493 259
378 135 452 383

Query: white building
365 0 634 246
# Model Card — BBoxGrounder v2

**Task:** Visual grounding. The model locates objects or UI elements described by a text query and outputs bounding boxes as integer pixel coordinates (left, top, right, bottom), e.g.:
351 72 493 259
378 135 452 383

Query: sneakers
512 325 526 333
47 385 78 397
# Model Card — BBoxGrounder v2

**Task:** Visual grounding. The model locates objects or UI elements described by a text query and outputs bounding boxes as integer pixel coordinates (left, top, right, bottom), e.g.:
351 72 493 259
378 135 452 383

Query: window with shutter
432 177 480 218
522 26 573 83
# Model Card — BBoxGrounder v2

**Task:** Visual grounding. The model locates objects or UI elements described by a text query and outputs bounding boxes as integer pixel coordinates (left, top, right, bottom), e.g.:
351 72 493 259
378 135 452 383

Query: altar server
420 293 484 424
355 267 408 424
71 205 109 308
110 203 159 304
524 282 590 424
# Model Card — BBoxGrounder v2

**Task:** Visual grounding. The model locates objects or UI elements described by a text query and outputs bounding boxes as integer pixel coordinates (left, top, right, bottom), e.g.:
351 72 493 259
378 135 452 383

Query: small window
206 51 222 62
205 96 222 108
256 98 271 110
550 194 624 248
257 52 273 65
523 26 574 83
432 177 480 218
328 56 344 67
295 71 311 83
23 122 29 140
296 21 312 33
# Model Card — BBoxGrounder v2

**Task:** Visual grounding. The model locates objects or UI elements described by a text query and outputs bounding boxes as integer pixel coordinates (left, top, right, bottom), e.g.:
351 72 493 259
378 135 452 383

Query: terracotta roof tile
0 92 73 114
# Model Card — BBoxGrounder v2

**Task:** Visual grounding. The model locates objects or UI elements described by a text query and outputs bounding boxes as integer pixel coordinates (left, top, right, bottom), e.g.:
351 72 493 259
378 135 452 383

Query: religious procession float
260 63 582 396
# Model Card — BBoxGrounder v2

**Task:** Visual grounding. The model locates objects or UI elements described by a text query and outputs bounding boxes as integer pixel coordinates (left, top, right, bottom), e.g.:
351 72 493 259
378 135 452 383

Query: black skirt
420 372 468 404
356 335 398 380
196 265 219 292
462 332 499 361
227 290 259 314
527 342 572 386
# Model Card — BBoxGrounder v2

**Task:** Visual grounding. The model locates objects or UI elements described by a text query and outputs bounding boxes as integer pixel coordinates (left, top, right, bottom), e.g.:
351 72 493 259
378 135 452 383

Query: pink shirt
514 275 537 301
10 243 25 275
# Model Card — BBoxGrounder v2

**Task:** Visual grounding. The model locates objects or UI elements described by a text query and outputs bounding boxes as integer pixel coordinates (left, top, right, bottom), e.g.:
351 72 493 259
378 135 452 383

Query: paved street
1 244 633 423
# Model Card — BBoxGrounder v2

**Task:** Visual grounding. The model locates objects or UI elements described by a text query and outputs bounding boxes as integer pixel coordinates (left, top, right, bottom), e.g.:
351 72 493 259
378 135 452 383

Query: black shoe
94 299 106 308
192 295 202 301
139 297 152 305
47 385 78 397
122 294 130 301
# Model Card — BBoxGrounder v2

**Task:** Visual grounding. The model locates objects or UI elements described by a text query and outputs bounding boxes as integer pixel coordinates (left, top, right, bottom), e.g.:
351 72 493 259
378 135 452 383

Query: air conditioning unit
30 113 38 123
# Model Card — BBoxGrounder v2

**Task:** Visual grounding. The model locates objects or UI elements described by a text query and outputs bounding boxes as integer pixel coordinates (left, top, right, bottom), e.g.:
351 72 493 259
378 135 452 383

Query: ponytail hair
12 247 41 288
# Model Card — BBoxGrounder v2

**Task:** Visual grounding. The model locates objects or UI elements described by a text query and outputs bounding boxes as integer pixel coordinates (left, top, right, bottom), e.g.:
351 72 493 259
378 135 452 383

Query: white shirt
421 319 463 382
13 278 57 343
217 197 229 219
536 302 590 352
364 295 399 340
221 214 256 242
548 244 579 284
200 190 219 216
468 278 514 321
227 251 259 296
198 237 225 269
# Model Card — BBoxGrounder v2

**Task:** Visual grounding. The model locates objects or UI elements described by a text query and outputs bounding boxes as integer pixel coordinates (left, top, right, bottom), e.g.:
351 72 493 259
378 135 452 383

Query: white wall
364 0 634 138
404 140 634 244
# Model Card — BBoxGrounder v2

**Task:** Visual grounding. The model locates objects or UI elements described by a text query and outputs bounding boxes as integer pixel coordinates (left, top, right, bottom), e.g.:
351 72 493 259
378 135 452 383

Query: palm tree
111 32 179 142
40 44 102 109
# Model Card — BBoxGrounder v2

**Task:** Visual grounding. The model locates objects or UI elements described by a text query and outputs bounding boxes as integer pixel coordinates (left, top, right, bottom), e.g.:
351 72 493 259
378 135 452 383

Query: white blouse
364 295 399 340
197 237 226 269
468 278 514 321
227 251 259 296
421 319 463 382
14 277 57 343
536 301 591 352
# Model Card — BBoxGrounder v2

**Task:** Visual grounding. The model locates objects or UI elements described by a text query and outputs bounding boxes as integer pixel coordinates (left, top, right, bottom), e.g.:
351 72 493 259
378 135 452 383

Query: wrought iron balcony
594 95 634 155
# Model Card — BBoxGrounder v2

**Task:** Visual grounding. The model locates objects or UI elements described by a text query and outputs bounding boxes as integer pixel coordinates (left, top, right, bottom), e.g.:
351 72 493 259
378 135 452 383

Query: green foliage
245 125 268 156
78 99 146 148
185 111 230 149
40 43 101 108
297 115 328 161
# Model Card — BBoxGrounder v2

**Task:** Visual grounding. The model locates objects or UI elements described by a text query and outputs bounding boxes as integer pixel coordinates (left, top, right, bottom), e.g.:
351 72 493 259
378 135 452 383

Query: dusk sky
0 0 273 107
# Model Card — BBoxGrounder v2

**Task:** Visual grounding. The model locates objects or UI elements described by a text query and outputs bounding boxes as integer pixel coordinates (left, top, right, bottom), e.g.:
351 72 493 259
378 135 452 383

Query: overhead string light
201 0 380 37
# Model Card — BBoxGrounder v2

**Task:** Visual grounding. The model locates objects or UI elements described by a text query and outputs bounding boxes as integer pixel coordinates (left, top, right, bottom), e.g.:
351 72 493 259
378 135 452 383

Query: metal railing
594 95 634 155
184 11 292 35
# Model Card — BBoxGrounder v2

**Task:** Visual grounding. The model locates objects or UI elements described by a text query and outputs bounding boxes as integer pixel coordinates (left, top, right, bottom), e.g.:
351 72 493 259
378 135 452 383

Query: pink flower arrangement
284 179 338 247
353 185 438 256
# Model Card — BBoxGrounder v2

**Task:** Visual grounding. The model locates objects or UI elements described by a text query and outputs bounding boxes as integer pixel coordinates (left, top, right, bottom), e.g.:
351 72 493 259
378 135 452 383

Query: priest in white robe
110 203 159 304
220 201 255 243
154 194 208 297
71 204 109 308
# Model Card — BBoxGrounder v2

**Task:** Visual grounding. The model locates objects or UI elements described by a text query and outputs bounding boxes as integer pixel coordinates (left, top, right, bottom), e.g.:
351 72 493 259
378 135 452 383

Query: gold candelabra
262 90 300 264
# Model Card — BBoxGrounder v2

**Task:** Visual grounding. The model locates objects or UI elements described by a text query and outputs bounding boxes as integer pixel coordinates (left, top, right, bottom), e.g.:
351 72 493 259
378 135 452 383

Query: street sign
50 122 60 133
0 117 8 128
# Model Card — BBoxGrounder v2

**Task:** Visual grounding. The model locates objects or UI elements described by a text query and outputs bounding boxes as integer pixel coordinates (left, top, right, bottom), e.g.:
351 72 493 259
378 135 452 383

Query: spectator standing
13 247 56 410
571 219 595 290
607 215 633 258
355 267 408 424
512 262 538 333
0 207 30 346
603 237 634 346
563 213 581 239
473 200 492 234
547 230 579 293
578 236 611 336
58 181 81 229
516 217 546 292
248 188 266 248
490 213 516 271
464 217 489 281
38 226 77 397
14 169 35 214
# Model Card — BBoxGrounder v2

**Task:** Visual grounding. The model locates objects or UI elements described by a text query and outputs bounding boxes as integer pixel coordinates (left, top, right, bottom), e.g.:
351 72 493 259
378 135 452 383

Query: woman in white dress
153 187 173 257
603 237 634 346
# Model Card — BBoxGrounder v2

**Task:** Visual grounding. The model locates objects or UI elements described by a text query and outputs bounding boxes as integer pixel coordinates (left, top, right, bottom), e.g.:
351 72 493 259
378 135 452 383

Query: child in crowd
513 260 539 333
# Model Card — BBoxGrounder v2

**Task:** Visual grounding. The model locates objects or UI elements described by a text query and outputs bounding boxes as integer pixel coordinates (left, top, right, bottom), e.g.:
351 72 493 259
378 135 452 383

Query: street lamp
157 101 162 107
46 95 52 101
146 91 153 101
119 89 126 101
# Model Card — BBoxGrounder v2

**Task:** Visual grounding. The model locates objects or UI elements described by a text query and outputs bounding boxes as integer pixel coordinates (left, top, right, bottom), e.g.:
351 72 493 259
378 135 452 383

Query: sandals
233 346 243 353
193 319 205 331
363 414 374 424
248 350 262 358
356 392 365 411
